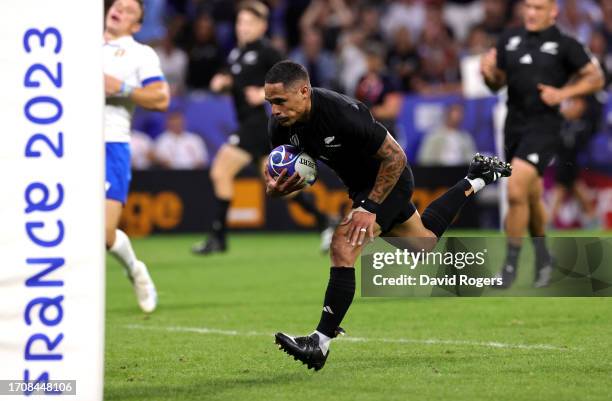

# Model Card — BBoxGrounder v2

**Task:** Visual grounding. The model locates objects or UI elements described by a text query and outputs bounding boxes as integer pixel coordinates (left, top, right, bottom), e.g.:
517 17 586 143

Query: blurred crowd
138 0 612 98
124 0 612 170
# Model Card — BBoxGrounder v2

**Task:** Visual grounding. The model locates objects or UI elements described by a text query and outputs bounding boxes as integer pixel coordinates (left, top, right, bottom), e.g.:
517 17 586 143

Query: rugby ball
267 144 317 185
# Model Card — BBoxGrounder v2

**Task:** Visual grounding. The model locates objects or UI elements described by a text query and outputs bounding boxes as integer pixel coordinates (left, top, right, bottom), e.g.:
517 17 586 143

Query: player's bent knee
420 232 438 252
329 232 358 267
212 168 238 190
210 163 227 182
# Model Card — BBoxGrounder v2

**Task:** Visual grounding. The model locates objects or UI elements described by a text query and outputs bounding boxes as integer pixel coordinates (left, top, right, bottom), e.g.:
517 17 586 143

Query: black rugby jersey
496 25 591 122
268 87 412 195
227 39 283 122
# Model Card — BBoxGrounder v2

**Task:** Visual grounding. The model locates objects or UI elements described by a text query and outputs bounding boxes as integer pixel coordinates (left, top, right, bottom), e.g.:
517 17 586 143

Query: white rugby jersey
103 35 164 143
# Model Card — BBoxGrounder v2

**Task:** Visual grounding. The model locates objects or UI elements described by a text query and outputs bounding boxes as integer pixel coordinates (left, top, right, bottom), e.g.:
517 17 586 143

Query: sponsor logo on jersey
290 134 300 147
243 50 258 64
506 36 521 51
540 42 559 55
228 48 240 63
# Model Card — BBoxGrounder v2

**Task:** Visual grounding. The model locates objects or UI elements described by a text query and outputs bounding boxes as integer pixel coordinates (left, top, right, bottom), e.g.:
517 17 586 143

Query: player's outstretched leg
421 154 512 239
109 229 157 313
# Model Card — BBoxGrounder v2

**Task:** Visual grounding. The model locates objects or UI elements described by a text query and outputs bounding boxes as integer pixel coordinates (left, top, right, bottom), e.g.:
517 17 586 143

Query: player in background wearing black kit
480 0 604 288
192 1 334 255
263 61 512 371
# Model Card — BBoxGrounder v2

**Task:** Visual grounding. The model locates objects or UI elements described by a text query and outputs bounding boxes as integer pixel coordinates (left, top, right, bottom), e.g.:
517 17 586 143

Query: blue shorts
105 142 131 204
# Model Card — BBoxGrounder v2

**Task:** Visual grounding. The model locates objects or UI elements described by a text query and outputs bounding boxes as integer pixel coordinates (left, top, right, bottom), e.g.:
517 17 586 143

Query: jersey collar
243 38 263 51
526 24 559 39
104 34 135 46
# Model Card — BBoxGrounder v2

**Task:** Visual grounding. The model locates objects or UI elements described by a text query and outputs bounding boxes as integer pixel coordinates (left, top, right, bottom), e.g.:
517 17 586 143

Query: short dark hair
265 60 310 88
237 1 269 21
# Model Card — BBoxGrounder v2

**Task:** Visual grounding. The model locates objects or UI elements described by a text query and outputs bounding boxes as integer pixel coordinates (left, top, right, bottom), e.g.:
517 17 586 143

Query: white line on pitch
124 324 568 351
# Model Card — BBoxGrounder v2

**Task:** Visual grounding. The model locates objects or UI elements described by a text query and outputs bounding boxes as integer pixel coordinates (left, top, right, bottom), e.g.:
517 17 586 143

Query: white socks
466 177 485 194
109 229 137 275
313 330 332 355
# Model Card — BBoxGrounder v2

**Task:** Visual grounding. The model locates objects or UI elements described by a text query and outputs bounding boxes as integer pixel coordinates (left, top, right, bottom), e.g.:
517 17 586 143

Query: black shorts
350 167 417 234
504 119 561 176
228 114 270 160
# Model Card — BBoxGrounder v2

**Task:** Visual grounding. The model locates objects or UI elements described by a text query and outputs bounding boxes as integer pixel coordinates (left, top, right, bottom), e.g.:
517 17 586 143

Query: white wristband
119 81 134 97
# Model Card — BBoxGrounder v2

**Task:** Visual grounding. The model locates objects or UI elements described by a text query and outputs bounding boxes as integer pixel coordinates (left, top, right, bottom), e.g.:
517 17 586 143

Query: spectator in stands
443 0 484 42
357 2 385 44
355 43 403 138
464 25 492 56
154 110 209 169
186 14 224 90
289 28 338 89
300 0 355 51
337 28 368 95
381 0 426 44
598 0 612 54
558 0 595 44
480 0 510 41
273 0 311 50
590 30 612 87
154 31 187 96
412 4 461 95
417 104 477 166
386 27 420 92
130 130 155 170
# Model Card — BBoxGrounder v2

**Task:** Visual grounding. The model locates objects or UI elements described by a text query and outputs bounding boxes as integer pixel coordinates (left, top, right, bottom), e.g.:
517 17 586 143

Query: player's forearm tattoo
369 136 407 204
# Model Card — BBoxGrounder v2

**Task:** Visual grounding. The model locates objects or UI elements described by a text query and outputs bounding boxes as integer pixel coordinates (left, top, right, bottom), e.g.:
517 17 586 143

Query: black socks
505 242 521 270
211 196 230 241
503 238 549 271
316 267 355 338
421 179 473 238
532 237 551 268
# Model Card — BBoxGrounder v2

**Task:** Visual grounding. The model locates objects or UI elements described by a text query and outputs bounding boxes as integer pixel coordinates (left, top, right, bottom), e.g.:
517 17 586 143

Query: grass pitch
104 232 612 401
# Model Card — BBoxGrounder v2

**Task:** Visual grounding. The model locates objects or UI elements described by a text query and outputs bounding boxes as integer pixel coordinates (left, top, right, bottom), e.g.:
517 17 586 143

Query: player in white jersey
104 0 170 313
